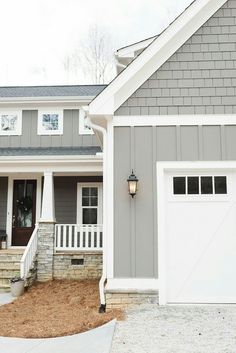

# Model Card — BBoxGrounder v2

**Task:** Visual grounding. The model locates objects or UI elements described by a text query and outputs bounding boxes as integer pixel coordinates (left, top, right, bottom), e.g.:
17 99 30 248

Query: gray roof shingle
0 147 102 156
0 85 107 98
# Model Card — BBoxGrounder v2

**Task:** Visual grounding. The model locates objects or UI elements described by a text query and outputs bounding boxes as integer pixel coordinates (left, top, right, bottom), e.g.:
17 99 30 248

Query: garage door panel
165 172 236 304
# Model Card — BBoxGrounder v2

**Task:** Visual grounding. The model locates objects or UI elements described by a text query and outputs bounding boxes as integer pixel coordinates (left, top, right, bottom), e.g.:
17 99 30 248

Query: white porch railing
20 224 39 279
55 224 103 251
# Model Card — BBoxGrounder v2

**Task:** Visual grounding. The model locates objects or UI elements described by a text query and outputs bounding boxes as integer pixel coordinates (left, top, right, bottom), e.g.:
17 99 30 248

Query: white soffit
89 0 228 116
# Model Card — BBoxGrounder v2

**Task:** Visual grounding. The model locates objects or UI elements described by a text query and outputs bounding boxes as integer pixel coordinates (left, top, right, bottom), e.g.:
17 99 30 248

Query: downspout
86 116 107 313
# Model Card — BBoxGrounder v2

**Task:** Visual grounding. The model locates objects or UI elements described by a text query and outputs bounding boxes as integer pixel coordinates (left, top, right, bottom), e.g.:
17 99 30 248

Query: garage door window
173 176 227 195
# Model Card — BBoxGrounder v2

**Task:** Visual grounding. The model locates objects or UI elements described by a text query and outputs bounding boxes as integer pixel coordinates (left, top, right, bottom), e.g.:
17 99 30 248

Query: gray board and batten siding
54 176 103 224
115 0 236 116
114 125 236 279
0 110 100 149
113 0 236 279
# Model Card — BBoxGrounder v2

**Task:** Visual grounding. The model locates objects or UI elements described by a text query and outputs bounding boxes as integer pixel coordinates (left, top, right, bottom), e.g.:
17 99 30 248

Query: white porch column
40 171 55 222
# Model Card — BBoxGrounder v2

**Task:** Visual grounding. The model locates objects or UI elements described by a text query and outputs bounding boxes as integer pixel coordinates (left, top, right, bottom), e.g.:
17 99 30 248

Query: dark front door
12 180 37 246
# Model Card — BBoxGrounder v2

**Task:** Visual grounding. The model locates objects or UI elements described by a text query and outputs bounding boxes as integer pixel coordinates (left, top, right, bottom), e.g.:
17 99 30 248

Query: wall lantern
127 170 139 198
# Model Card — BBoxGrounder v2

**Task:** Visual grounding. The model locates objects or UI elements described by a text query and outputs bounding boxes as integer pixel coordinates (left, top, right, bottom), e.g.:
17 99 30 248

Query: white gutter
86 116 107 312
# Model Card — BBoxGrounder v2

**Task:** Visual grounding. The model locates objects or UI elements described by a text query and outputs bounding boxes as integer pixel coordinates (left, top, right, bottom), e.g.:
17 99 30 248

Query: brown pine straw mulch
0 280 124 338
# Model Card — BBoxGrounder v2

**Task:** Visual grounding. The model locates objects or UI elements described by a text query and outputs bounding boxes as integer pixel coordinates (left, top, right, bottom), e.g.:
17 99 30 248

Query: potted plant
10 275 25 297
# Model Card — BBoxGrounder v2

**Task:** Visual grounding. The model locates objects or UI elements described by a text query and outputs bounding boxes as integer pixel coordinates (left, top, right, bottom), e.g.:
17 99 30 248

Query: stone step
0 255 22 261
0 269 21 278
0 285 11 293
0 263 20 270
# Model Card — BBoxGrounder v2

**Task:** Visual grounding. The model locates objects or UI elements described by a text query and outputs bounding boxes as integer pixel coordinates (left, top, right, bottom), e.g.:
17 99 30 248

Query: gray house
0 85 106 291
89 0 236 308
1 0 236 310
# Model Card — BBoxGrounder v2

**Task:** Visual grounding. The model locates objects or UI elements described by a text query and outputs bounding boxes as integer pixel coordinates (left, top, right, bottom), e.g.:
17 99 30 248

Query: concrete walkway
112 304 236 353
0 293 15 306
0 320 116 353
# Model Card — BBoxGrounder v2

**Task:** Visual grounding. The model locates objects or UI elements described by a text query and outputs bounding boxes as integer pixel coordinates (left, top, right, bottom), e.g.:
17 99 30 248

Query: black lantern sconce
127 170 139 198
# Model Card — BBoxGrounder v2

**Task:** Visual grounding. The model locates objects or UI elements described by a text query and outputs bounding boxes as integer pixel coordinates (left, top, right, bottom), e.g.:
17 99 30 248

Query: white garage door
165 172 236 304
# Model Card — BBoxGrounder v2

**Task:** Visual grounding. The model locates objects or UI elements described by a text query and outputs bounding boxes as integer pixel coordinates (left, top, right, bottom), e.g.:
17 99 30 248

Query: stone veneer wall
105 291 159 309
37 223 55 281
53 251 103 279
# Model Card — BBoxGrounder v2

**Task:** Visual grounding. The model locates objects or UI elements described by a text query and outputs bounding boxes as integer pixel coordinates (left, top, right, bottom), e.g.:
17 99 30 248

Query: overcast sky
0 0 192 86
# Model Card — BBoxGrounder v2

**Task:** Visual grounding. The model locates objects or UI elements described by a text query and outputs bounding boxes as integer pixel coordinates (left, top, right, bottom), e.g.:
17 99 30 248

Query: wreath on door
16 196 33 214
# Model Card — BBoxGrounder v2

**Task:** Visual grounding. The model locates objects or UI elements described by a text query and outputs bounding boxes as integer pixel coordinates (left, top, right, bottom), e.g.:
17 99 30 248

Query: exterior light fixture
127 170 139 198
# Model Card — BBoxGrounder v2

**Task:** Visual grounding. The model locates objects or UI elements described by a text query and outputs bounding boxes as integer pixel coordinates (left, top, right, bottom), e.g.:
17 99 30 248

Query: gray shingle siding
115 0 236 116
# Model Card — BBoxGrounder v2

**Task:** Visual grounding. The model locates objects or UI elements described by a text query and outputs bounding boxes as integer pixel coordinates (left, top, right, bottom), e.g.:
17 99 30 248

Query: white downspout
86 116 107 312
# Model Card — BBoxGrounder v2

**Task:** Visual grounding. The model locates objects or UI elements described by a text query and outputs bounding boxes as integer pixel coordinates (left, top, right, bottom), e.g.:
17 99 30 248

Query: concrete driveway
111 304 236 353
0 320 116 353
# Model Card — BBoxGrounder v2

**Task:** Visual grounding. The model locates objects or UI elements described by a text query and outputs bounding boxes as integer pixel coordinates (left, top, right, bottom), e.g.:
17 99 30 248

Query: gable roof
0 85 106 101
89 0 228 116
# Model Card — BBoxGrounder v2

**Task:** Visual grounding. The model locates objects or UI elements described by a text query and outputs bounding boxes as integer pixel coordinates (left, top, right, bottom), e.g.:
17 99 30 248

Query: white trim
76 183 103 225
6 174 42 247
156 161 236 305
106 278 159 292
79 109 94 135
116 36 157 58
113 115 236 127
106 120 114 278
37 109 63 135
0 97 94 104
0 158 102 174
0 110 22 135
89 0 227 115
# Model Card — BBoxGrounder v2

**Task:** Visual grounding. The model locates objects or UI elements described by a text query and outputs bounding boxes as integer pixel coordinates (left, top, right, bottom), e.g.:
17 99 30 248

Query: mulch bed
0 280 124 338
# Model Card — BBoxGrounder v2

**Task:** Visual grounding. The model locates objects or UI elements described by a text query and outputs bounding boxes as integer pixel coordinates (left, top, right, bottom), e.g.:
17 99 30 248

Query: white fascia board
0 158 103 173
116 36 157 58
89 0 227 116
0 96 94 103
113 115 236 126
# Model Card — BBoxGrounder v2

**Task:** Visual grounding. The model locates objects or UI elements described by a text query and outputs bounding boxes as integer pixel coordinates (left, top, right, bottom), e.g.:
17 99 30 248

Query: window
0 111 22 135
79 109 94 135
38 109 63 135
201 177 213 194
173 177 185 194
77 183 102 225
82 187 98 224
215 176 227 194
173 176 227 195
188 177 199 194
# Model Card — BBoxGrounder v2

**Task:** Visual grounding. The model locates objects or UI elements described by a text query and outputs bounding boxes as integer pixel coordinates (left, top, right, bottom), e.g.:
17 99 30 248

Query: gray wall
54 176 103 224
115 0 236 116
114 125 236 278
0 110 100 148
0 177 8 230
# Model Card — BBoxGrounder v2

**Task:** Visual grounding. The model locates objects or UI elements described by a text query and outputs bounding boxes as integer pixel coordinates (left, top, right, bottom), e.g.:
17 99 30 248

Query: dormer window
37 109 63 135
79 109 94 135
0 111 22 135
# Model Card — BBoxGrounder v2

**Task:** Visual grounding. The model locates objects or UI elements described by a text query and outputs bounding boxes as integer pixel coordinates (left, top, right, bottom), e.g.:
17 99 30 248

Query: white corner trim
89 0 227 115
106 120 114 278
113 115 236 127
37 108 63 135
106 278 159 292
156 161 236 305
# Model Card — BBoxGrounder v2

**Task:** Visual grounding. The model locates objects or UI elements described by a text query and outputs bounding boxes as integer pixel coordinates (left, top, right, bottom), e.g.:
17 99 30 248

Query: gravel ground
111 304 236 353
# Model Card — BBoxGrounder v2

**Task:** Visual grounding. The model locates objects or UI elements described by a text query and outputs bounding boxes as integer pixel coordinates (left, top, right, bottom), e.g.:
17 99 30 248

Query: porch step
0 284 11 293
0 251 22 291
